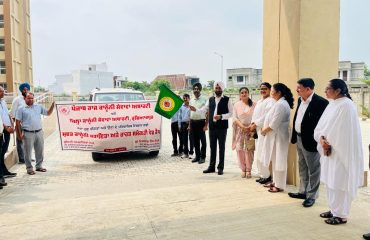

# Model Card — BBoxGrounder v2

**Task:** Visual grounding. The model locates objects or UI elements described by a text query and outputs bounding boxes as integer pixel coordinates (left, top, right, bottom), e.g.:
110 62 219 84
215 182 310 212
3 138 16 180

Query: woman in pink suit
232 87 256 178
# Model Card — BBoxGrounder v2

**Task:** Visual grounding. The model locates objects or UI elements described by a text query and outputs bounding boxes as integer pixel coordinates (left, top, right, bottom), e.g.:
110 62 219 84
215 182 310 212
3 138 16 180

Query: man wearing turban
190 81 233 175
11 82 30 164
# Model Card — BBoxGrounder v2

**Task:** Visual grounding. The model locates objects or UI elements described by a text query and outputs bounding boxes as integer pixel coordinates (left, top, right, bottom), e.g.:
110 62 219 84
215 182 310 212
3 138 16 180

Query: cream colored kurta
314 97 363 200
260 97 290 171
251 97 275 164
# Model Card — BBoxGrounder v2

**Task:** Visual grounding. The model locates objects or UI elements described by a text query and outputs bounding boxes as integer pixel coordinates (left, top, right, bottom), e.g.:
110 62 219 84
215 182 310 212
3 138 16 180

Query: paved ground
0 117 370 240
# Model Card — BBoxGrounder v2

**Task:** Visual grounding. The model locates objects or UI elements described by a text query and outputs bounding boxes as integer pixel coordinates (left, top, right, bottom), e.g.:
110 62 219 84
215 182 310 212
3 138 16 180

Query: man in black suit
190 81 233 175
289 78 329 207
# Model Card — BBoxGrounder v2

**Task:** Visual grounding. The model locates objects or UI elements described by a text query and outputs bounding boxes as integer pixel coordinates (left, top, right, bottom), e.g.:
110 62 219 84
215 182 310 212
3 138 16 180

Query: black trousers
171 122 181 154
0 131 10 176
209 128 227 171
180 122 190 155
189 130 194 155
190 120 206 160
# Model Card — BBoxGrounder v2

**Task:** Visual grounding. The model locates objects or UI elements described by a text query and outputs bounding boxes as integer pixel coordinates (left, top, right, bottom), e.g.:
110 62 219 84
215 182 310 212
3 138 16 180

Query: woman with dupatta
232 87 256 178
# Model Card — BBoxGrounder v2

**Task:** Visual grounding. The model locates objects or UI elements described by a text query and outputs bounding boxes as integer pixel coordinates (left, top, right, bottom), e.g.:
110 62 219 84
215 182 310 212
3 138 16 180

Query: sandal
27 170 35 175
246 172 252 179
36 168 47 172
268 186 283 193
263 182 274 188
320 211 333 218
324 216 347 225
241 172 246 178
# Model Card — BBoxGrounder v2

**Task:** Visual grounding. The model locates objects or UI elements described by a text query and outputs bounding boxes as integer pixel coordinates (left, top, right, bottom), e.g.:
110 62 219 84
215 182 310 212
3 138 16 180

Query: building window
0 61 5 74
0 38 4 51
0 15 3 28
343 70 348 81
338 71 340 78
236 76 244 83
228 76 232 80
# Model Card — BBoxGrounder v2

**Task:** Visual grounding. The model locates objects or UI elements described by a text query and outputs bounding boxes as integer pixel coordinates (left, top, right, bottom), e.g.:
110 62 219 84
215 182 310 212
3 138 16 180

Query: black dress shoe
171 153 179 157
218 170 223 175
0 181 7 187
288 192 307 199
203 168 215 174
256 178 262 183
198 158 205 164
259 176 272 184
4 172 17 178
191 158 199 163
363 233 370 240
302 198 315 207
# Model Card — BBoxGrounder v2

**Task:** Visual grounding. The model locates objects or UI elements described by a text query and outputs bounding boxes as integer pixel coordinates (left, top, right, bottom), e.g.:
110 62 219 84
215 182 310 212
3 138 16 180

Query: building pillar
262 0 340 185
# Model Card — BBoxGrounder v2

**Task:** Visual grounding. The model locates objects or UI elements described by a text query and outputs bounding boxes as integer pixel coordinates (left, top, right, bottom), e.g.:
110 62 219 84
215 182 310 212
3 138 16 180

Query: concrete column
262 0 340 185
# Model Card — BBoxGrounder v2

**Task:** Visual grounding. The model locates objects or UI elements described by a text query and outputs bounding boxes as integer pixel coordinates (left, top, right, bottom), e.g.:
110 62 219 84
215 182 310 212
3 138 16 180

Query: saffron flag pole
154 85 183 119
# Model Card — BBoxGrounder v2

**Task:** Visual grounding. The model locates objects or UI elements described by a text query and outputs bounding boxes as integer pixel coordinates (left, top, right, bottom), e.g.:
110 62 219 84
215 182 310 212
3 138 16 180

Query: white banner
56 101 161 152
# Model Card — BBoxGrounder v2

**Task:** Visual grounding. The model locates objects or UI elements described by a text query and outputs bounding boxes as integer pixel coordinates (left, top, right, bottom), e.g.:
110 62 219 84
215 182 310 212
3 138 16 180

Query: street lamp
214 52 223 85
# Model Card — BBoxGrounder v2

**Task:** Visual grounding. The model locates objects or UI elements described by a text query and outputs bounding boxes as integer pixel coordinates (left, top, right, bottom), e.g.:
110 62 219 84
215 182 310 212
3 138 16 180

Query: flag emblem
159 97 175 112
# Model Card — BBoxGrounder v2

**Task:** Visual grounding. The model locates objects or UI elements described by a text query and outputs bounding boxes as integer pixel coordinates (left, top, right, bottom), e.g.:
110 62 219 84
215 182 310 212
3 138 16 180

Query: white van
89 88 159 160
89 88 145 102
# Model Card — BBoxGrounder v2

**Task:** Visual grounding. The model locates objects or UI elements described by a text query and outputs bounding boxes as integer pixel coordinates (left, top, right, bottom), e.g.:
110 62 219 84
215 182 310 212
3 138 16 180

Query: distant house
153 74 199 90
227 61 367 89
48 63 114 95
338 61 366 87
226 68 262 88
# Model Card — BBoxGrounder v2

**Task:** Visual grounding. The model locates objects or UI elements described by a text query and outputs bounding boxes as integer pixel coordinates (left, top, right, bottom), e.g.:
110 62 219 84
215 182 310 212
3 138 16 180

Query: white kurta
251 97 275 164
260 98 290 172
314 97 363 200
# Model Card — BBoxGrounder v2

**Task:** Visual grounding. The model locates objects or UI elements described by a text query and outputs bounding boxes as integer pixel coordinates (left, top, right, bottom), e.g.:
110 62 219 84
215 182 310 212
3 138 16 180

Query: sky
30 0 370 87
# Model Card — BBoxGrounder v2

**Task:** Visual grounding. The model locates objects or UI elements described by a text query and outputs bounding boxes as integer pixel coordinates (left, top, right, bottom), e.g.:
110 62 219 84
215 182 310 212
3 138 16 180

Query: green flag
155 85 183 119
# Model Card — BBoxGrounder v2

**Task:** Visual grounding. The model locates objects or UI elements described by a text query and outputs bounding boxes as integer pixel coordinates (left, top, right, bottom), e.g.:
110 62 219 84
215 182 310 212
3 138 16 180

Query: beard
215 91 222 97
22 92 27 97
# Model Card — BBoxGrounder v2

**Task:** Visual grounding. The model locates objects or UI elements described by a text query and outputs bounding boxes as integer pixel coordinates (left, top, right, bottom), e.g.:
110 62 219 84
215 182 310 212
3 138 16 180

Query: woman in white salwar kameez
249 82 275 184
232 87 256 178
260 83 294 193
314 79 364 225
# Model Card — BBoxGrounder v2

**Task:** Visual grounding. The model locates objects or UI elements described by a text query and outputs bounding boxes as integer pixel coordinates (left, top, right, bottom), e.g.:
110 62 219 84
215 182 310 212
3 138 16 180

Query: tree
365 64 370 79
122 81 150 92
207 80 215 89
149 79 171 92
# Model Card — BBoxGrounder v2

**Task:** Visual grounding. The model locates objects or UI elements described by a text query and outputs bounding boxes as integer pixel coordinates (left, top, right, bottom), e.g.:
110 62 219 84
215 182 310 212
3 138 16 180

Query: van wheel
149 151 159 157
92 152 103 161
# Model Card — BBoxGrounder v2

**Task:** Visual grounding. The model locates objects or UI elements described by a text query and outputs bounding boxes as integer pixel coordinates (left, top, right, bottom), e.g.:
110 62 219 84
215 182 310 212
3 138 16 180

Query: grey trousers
24 130 44 170
297 136 321 199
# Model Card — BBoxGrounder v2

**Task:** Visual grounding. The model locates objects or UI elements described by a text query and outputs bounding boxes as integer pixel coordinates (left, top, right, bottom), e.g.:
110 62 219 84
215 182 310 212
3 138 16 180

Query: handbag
244 131 255 151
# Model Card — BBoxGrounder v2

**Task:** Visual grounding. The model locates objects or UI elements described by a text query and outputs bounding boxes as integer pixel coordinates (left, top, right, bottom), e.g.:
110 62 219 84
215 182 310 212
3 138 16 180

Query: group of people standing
171 78 364 226
0 82 55 191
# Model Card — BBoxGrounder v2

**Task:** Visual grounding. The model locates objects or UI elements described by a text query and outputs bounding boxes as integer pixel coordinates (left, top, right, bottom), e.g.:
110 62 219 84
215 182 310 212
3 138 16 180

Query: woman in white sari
314 79 363 225
249 82 275 184
232 87 255 178
260 83 294 193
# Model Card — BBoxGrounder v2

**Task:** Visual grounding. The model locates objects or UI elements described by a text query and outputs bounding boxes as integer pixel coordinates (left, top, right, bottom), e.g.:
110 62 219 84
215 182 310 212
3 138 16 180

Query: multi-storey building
1 0 33 92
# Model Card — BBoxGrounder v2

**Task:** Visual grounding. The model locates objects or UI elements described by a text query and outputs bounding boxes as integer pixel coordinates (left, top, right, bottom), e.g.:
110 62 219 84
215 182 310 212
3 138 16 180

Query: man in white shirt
0 87 16 178
11 82 30 164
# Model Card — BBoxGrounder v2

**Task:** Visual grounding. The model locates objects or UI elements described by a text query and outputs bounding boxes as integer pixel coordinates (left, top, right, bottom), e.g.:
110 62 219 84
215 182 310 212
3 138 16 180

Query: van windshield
95 93 145 102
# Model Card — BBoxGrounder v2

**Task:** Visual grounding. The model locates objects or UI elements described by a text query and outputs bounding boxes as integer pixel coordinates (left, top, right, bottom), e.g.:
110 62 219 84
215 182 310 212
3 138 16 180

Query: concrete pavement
0 117 370 240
